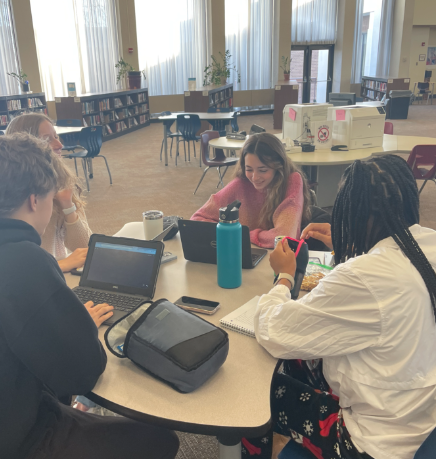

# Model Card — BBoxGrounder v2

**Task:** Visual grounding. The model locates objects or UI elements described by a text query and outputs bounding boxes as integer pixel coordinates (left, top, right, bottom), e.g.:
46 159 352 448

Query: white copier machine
327 105 386 150
282 103 333 150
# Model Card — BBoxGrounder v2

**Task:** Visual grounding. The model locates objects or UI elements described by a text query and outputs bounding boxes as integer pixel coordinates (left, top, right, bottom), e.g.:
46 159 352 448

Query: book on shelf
7 100 21 110
0 115 8 125
82 101 95 114
99 98 111 111
83 118 88 127
114 112 119 120
133 117 138 126
114 98 122 108
28 98 43 108
219 296 260 338
121 121 127 130
127 96 133 105
138 93 146 103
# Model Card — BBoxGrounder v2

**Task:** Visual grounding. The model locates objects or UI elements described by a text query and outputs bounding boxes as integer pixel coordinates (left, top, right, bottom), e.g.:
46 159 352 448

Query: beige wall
408 26 436 88
390 0 415 78
211 0 225 58
117 0 139 71
278 0 292 80
11 0 42 94
413 0 436 26
333 0 356 93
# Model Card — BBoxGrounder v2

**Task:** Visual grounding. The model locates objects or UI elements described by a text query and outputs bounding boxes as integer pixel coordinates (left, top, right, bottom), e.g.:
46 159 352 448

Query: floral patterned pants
242 359 373 459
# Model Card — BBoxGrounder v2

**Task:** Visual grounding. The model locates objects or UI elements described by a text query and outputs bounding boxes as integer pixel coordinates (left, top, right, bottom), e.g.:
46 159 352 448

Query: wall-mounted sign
427 47 436 65
419 54 426 62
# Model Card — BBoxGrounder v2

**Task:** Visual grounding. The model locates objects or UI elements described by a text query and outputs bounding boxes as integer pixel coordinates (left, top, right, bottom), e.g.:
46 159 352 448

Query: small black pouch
105 299 229 393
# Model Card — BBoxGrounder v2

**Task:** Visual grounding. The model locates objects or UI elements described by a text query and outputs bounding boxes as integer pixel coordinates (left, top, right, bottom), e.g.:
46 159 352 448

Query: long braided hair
332 154 436 320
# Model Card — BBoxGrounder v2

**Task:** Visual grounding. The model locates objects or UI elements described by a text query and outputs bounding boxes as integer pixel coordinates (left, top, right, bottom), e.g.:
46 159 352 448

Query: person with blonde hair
6 113 91 272
191 132 311 248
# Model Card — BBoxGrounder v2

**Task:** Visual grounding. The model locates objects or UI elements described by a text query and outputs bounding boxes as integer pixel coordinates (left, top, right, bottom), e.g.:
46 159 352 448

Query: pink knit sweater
191 172 304 248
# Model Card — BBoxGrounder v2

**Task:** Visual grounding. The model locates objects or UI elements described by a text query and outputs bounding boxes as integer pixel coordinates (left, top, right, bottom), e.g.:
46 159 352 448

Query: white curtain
351 0 393 83
376 0 394 76
225 0 277 91
30 0 120 100
135 0 212 97
292 0 338 45
0 0 21 95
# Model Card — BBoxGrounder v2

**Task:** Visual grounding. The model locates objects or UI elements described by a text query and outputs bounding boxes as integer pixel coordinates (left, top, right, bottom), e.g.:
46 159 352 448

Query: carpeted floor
65 104 436 459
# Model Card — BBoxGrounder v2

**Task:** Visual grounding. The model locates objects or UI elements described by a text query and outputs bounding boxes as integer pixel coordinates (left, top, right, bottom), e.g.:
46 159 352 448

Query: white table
276 134 436 206
158 112 235 166
65 222 277 459
55 126 84 136
209 136 247 156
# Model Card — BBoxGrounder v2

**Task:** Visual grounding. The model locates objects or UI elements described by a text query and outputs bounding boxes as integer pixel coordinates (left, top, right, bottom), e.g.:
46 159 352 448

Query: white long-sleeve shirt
254 224 436 459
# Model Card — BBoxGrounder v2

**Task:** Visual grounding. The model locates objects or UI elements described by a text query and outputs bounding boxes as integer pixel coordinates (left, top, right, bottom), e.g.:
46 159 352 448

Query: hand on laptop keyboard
84 301 114 328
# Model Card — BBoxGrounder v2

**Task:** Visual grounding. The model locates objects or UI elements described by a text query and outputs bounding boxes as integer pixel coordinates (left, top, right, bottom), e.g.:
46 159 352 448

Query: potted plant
203 50 241 86
115 58 146 89
7 69 30 92
280 56 291 81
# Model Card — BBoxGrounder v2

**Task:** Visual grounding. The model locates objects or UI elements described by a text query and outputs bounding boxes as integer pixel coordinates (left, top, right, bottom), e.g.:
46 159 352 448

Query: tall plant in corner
115 58 146 89
203 50 241 86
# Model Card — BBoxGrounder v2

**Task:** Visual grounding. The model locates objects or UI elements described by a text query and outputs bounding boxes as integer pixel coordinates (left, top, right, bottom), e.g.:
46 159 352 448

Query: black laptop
179 220 267 269
72 234 164 325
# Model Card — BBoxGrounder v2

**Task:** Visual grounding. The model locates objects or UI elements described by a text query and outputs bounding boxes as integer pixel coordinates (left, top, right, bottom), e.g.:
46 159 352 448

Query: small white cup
143 211 163 240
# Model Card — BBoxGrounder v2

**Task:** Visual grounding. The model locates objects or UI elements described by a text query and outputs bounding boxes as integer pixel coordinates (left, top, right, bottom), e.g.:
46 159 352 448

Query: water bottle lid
219 200 241 222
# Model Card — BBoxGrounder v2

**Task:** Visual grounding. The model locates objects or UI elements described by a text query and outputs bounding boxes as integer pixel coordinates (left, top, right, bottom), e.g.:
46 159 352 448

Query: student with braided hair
249 155 436 459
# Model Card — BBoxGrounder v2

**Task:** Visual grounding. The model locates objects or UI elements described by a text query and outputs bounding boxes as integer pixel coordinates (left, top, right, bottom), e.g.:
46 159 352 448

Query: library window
135 0 211 96
30 0 120 100
352 0 394 83
0 0 21 96
225 0 277 91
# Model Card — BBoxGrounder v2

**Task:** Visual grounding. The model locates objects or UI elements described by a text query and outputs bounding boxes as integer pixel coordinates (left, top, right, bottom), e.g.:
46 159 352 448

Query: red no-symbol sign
318 127 329 142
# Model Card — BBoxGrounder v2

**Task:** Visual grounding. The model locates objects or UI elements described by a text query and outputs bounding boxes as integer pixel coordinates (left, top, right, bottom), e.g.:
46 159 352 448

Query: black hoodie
0 218 107 459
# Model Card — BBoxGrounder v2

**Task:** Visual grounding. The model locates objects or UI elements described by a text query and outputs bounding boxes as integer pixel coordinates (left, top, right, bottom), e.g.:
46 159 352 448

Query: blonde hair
6 113 85 213
235 133 311 230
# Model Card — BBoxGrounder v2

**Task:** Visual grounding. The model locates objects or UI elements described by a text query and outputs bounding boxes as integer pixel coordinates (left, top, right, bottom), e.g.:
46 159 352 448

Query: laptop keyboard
73 287 144 312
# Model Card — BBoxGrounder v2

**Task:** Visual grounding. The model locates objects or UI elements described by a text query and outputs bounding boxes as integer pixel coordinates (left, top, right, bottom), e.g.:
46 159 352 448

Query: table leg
163 123 168 166
217 435 241 459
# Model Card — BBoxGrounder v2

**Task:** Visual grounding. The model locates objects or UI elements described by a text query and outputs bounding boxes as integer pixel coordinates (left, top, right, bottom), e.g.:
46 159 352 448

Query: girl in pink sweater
191 133 311 248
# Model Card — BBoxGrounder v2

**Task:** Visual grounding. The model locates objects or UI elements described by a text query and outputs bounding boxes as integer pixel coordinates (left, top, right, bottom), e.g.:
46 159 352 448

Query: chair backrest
407 145 436 179
384 121 394 135
418 82 430 90
56 119 82 127
414 427 436 458
201 130 228 166
177 114 201 140
78 126 103 158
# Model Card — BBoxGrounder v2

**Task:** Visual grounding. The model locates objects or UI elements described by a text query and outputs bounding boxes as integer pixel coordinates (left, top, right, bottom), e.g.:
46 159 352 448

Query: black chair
159 111 183 161
62 126 112 192
176 114 201 165
207 107 239 133
194 131 239 194
56 119 82 148
302 206 332 252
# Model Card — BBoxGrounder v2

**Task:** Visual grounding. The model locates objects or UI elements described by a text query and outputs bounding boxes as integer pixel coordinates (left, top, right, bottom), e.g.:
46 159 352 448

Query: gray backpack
105 299 229 393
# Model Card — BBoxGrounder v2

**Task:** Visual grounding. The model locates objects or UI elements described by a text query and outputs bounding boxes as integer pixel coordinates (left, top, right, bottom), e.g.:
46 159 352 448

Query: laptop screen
80 235 163 296
87 242 157 289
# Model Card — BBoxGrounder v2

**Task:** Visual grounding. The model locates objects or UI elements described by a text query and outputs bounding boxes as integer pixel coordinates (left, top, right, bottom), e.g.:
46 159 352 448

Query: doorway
290 45 334 104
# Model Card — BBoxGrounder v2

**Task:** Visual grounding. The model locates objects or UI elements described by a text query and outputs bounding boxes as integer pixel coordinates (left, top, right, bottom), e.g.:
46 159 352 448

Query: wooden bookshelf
273 80 299 129
361 76 410 102
184 83 233 112
0 92 47 130
55 88 150 141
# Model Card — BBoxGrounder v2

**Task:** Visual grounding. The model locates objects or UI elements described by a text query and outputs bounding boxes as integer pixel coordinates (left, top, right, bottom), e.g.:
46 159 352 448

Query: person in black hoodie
0 133 179 459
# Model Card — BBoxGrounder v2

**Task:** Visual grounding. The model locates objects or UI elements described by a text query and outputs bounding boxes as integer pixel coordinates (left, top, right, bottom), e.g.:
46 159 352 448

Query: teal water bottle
217 200 242 289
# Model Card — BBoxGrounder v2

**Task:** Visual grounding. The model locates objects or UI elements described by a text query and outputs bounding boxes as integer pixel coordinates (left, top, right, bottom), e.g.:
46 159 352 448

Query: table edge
86 359 282 438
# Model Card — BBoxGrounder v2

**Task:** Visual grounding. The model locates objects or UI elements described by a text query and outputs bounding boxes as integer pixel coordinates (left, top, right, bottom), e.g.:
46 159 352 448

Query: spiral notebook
219 296 260 338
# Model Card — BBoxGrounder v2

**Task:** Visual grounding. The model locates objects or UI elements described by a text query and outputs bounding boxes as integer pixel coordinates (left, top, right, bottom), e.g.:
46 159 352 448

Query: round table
208 136 248 153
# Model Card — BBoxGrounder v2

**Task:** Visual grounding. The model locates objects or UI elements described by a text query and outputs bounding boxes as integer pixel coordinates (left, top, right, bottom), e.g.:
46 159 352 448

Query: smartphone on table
174 296 220 315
